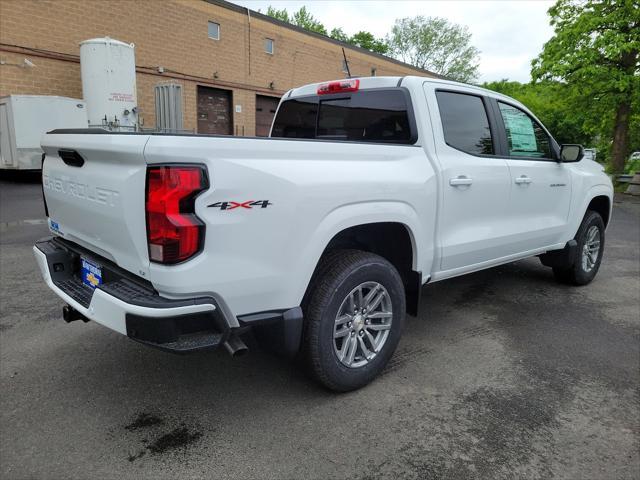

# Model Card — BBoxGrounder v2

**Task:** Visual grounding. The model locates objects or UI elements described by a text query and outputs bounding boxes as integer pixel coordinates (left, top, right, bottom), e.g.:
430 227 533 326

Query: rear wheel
553 210 605 285
302 250 405 392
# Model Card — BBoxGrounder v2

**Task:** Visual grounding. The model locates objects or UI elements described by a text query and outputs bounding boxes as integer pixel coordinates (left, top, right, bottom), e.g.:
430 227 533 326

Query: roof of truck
287 76 514 103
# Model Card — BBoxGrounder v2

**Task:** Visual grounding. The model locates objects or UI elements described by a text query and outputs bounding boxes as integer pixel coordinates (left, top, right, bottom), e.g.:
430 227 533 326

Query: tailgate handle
58 149 85 167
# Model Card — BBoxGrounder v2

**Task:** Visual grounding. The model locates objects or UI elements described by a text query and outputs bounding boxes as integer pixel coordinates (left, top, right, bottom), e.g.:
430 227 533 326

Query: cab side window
436 91 494 155
497 102 551 158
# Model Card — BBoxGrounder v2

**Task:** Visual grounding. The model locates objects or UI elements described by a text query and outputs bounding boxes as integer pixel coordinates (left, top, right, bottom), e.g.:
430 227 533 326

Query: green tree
349 31 389 55
387 16 480 82
265 6 326 34
330 27 349 42
265 7 389 55
483 80 592 146
265 6 289 23
531 0 640 172
291 6 327 35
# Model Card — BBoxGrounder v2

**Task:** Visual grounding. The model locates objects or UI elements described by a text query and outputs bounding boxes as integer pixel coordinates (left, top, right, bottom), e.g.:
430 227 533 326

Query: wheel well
321 222 421 316
587 196 610 227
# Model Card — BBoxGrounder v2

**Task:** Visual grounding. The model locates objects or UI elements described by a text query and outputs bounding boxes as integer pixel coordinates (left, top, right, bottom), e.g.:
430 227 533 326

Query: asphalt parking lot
1 175 639 480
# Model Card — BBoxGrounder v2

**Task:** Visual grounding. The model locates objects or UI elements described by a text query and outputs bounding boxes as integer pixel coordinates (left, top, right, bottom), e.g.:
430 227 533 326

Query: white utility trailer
0 95 88 170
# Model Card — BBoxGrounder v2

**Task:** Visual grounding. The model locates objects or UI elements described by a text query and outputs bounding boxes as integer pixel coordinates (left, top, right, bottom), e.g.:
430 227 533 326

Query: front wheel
302 250 406 392
553 210 605 285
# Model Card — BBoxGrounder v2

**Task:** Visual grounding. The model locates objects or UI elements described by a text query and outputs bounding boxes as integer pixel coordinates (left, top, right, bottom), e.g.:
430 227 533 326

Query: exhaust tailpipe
223 335 248 357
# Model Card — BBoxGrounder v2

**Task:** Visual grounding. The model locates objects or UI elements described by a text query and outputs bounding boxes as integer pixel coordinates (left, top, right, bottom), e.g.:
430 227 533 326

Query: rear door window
436 91 494 155
271 89 415 144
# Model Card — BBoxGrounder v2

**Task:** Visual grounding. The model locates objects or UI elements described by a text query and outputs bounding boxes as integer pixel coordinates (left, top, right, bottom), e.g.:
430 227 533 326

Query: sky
231 0 556 83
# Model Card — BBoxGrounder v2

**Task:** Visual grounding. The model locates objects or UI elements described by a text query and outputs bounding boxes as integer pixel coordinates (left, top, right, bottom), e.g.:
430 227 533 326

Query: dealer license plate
80 257 103 289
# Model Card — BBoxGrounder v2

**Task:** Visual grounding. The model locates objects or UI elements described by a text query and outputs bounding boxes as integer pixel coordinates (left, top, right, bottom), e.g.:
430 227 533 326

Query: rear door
41 133 150 276
425 86 512 273
492 100 572 250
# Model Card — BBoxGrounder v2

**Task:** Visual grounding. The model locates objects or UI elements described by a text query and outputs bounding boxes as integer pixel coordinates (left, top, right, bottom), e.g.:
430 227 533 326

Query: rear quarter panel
144 135 436 318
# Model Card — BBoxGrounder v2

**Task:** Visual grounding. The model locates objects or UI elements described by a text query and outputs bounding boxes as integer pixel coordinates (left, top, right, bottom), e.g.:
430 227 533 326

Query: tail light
317 79 359 95
145 165 208 264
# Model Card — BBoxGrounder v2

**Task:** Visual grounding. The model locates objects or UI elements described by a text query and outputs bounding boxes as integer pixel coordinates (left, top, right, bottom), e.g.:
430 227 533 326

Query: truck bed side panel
143 135 436 317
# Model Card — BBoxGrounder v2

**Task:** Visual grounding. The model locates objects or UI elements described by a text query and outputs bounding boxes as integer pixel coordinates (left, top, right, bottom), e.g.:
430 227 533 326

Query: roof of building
204 0 445 79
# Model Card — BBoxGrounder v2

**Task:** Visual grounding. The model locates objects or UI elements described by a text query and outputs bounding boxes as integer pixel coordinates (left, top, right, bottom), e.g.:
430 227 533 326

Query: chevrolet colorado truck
34 76 613 391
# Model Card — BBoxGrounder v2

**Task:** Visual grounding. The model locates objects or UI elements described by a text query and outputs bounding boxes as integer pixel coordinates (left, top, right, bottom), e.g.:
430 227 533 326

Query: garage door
197 86 232 135
255 95 280 137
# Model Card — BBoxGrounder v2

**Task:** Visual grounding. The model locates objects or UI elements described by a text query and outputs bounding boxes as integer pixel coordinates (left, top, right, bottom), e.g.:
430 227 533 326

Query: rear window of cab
271 88 416 144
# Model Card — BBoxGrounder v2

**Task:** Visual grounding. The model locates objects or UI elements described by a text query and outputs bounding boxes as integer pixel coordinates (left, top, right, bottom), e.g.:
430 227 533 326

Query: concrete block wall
0 0 434 136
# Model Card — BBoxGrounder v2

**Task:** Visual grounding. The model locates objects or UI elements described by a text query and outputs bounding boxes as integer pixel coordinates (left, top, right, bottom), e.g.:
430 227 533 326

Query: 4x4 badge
208 200 272 210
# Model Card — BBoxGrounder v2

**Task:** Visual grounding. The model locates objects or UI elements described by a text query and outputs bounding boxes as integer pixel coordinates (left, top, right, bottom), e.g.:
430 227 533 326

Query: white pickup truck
34 76 613 391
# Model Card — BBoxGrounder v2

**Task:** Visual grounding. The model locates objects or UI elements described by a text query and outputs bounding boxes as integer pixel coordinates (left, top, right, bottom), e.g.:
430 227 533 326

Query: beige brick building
0 0 435 136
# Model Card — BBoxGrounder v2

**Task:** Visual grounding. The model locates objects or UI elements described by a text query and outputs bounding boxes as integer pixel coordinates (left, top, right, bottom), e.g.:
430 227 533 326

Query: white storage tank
0 95 88 170
80 37 138 130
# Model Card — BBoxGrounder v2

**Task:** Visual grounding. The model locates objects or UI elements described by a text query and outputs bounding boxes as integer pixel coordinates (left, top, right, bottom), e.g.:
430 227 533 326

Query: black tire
302 250 406 392
553 210 605 286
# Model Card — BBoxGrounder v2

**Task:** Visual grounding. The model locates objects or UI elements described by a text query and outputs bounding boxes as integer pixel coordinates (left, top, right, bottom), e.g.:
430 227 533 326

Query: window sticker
499 104 537 154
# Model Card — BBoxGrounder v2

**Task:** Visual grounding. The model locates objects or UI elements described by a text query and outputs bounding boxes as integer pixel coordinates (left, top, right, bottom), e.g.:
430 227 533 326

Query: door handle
449 176 473 186
514 175 532 184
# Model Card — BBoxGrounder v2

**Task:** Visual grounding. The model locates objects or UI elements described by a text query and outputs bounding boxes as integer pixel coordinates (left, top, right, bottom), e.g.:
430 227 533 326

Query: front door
494 101 572 251
428 88 512 274
197 86 232 135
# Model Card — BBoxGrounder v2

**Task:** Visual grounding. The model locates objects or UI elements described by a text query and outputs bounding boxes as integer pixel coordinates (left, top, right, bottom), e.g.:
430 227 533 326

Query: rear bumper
33 237 230 353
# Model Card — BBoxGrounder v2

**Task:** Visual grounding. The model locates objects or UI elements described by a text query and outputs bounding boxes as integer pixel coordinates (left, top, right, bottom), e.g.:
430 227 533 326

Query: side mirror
560 144 584 163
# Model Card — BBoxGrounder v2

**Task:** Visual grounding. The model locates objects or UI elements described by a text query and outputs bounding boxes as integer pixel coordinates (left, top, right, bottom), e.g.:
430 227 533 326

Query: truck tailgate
41 133 151 277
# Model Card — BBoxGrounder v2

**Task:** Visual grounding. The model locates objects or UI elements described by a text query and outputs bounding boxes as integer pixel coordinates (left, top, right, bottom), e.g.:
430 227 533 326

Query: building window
371 67 377 76
264 38 274 54
208 21 220 40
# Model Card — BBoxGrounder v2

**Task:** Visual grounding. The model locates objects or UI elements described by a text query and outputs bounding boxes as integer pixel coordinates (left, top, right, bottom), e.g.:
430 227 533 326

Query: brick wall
0 0 433 136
